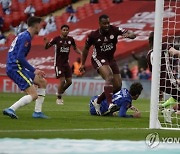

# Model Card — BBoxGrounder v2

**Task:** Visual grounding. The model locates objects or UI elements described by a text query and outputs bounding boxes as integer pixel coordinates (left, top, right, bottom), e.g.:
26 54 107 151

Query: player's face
133 94 140 100
99 18 110 32
61 27 69 37
34 23 41 34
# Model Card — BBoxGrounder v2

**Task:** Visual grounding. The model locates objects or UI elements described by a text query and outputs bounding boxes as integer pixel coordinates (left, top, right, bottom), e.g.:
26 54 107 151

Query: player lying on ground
89 82 143 117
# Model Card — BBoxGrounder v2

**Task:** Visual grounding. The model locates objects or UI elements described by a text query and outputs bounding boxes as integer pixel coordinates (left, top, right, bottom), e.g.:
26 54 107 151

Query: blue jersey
90 88 133 117
6 31 35 91
6 31 35 72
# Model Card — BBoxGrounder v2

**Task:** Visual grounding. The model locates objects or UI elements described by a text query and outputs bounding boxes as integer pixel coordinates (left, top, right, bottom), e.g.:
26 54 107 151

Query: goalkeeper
89 82 143 118
147 32 180 112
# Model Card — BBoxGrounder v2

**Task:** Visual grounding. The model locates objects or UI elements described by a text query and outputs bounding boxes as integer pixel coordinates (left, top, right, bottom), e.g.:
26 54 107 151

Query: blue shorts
89 101 97 115
7 69 35 91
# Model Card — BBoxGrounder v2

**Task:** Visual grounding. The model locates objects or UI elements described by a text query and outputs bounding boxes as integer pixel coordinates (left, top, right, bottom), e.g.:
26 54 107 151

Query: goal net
150 0 180 129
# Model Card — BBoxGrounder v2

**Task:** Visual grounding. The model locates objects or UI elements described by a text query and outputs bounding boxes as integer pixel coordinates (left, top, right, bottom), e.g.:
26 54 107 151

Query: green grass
0 93 179 140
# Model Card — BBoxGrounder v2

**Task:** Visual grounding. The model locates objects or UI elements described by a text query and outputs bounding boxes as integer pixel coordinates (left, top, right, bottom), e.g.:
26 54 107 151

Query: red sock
97 92 105 104
104 85 113 105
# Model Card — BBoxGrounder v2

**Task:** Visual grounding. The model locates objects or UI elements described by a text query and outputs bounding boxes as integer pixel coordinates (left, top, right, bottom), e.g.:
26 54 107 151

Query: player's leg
55 66 66 105
56 64 72 105
63 77 72 92
97 65 113 105
63 65 72 93
3 70 37 119
90 65 113 115
110 59 122 93
32 75 48 118
56 76 66 105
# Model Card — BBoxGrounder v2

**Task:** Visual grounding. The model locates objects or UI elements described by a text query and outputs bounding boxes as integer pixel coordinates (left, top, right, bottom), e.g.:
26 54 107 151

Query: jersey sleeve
118 102 133 118
17 36 35 72
85 32 94 47
114 26 128 36
71 37 77 49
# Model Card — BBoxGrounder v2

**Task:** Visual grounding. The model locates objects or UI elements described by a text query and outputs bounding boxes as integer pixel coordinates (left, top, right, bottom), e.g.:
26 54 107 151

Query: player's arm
168 47 180 57
117 26 136 39
118 103 141 118
72 39 82 55
118 103 133 118
44 37 55 49
122 30 136 39
79 35 92 72
74 47 82 55
79 43 91 72
17 38 35 72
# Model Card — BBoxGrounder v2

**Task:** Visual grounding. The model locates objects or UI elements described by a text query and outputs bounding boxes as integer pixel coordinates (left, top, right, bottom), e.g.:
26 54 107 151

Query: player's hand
130 106 139 112
133 111 141 118
35 69 45 78
122 30 136 39
79 65 85 73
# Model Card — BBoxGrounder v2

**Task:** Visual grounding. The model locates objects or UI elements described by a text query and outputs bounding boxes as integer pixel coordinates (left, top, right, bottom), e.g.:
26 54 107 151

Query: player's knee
106 74 113 83
113 86 121 93
60 79 66 85
31 93 38 101
42 78 47 87
36 78 47 88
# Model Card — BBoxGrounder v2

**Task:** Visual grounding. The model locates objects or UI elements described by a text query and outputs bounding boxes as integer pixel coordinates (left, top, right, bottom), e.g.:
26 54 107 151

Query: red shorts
55 64 72 78
91 57 120 74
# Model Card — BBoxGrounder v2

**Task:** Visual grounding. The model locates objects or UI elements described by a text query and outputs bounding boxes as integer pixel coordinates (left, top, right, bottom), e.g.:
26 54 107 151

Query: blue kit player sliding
3 16 48 119
90 82 143 117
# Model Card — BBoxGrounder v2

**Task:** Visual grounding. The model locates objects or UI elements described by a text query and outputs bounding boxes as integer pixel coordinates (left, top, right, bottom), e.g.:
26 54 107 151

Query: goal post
150 0 180 130
149 0 164 129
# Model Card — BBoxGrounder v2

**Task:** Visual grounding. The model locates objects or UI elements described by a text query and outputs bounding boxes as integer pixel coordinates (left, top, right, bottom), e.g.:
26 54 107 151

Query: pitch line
0 108 151 112
0 128 149 133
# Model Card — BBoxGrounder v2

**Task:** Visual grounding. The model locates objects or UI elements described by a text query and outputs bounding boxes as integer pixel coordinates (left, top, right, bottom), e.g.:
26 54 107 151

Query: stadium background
0 0 180 153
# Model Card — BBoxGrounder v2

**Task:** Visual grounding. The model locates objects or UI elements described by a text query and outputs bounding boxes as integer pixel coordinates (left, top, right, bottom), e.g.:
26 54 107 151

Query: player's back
112 88 132 107
6 31 31 71
99 88 132 113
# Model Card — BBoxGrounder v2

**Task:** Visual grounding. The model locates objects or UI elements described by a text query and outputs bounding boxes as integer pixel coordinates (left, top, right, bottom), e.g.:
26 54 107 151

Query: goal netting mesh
158 0 180 129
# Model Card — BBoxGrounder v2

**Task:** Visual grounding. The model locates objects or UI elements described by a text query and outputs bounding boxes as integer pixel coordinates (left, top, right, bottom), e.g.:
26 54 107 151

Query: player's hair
99 14 109 21
27 16 42 27
149 31 154 49
61 24 69 30
129 82 143 96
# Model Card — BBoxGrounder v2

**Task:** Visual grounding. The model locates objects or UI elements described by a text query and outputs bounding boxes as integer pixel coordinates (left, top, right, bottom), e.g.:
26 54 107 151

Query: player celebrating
3 16 48 119
44 25 82 105
90 82 143 118
80 14 136 115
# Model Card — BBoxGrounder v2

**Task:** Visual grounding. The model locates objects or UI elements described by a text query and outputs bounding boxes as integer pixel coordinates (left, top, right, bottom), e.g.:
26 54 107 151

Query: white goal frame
149 0 180 130
149 0 164 129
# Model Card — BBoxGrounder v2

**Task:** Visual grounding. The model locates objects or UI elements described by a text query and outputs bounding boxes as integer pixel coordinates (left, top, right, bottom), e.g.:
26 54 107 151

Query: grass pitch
0 93 179 140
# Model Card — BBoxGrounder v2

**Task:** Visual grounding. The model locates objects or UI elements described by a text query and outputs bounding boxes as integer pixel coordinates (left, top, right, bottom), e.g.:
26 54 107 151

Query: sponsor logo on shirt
100 43 114 52
60 47 70 53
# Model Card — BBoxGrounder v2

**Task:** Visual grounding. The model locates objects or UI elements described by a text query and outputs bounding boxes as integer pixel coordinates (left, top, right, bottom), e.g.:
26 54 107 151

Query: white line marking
0 128 149 133
0 108 151 112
